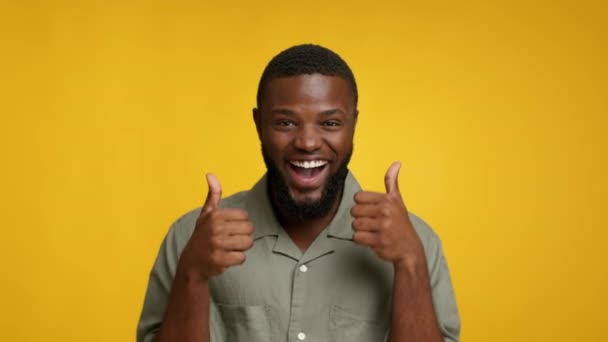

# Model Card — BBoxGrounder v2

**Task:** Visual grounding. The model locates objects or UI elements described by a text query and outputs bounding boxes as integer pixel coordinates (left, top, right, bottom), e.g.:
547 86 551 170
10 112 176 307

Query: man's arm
154 272 209 342
352 162 460 342
137 207 214 342
385 229 460 342
389 254 443 342
137 174 253 342
152 269 211 342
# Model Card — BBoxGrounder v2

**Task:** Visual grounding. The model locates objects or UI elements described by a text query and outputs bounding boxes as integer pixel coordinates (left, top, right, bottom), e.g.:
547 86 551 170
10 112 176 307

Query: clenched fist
178 173 254 280
351 162 425 268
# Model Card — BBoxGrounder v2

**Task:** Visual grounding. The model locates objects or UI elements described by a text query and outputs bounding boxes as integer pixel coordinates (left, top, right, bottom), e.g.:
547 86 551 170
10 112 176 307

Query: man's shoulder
408 212 441 250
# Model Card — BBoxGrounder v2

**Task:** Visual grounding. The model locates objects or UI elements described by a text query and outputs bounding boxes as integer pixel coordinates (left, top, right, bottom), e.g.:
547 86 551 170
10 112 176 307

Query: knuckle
210 250 223 264
209 235 222 247
245 222 254 234
225 252 244 267
210 222 224 234
353 232 365 245
381 219 391 230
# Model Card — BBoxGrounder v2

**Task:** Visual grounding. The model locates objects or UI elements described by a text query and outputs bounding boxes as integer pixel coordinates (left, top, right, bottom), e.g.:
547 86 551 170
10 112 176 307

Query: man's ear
253 108 262 138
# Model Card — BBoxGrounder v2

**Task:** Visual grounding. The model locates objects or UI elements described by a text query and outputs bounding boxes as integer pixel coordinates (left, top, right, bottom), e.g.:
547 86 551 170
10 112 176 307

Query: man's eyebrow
269 108 346 116
319 109 346 116
270 109 297 116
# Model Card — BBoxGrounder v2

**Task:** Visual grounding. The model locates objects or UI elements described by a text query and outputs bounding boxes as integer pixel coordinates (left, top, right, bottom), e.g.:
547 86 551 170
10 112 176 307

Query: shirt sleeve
411 215 461 342
136 224 179 342
431 239 461 341
136 214 226 342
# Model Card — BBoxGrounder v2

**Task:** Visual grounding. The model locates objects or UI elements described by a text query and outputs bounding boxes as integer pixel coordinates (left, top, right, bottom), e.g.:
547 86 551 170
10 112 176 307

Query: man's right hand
178 173 254 280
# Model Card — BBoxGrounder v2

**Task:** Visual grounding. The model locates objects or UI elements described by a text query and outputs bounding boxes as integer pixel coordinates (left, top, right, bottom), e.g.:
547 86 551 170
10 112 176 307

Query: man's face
254 74 357 220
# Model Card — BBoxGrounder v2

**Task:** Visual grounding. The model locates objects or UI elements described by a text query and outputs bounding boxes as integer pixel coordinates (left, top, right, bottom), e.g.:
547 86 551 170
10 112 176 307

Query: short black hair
256 44 358 108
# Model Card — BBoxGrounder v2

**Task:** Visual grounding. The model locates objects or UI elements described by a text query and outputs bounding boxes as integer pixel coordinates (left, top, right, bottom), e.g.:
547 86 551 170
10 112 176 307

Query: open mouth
287 160 329 189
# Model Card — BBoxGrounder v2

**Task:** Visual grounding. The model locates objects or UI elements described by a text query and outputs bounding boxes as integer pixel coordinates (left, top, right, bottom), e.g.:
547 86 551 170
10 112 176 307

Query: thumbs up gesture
351 162 425 267
178 173 254 280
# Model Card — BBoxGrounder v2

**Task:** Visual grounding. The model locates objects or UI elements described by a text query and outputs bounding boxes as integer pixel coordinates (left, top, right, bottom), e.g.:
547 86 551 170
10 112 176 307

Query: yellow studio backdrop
1 0 606 341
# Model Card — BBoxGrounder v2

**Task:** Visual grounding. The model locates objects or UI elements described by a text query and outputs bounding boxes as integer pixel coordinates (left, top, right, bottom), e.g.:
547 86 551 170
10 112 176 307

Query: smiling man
137 44 460 342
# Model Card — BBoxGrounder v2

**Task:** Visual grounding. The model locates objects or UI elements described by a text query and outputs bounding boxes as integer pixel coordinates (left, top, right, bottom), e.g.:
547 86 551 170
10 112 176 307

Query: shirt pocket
216 304 275 342
329 304 387 342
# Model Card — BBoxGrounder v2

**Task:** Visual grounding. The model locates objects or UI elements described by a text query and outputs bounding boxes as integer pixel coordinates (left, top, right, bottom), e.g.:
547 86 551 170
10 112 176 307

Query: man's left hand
351 162 426 268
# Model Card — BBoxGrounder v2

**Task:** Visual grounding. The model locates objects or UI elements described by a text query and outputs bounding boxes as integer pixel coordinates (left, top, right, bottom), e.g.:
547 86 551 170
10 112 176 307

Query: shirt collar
245 171 361 240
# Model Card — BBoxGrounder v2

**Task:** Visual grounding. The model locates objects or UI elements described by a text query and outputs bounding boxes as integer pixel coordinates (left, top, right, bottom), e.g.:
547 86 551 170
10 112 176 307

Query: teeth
290 160 328 169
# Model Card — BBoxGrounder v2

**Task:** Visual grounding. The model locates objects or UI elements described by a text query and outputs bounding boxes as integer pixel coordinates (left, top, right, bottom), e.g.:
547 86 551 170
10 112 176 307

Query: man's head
253 44 358 221
256 44 358 109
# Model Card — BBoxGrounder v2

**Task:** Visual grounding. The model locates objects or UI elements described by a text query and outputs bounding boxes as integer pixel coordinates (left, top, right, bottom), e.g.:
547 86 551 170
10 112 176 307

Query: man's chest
208 236 393 342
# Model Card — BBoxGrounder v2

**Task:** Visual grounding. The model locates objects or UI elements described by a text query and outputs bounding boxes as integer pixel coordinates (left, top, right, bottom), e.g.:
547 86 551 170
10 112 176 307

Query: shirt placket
288 260 308 341
287 233 335 342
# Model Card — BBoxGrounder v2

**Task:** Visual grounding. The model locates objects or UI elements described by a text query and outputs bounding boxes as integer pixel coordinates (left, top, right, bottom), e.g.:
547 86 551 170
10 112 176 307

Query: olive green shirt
137 172 460 342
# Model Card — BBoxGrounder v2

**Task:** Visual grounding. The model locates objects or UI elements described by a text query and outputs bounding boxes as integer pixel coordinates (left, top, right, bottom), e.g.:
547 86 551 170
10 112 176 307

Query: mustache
261 145 352 221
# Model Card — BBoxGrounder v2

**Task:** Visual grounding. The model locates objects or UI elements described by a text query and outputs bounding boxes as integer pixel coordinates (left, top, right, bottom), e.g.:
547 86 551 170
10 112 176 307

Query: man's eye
322 121 340 127
276 120 295 127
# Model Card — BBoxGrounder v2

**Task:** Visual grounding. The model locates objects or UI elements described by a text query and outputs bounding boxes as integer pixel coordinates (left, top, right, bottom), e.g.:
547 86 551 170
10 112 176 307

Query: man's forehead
266 73 346 86
262 74 355 106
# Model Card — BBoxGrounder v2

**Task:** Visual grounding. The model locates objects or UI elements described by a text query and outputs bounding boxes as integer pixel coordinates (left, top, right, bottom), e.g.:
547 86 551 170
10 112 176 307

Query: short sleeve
410 215 461 342
136 219 183 342
136 211 227 342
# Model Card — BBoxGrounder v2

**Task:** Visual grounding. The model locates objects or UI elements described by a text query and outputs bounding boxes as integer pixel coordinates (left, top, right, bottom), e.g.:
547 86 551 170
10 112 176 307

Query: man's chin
288 185 325 203
289 195 323 208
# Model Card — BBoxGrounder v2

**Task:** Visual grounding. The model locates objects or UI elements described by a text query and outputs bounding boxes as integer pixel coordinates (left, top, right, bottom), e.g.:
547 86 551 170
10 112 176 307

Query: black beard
262 147 352 221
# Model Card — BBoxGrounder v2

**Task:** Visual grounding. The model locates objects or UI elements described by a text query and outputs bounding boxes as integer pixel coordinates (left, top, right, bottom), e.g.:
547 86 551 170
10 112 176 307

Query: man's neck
272 187 344 252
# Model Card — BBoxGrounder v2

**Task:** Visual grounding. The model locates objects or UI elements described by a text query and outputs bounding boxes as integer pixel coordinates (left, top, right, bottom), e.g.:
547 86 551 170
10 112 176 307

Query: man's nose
294 124 322 152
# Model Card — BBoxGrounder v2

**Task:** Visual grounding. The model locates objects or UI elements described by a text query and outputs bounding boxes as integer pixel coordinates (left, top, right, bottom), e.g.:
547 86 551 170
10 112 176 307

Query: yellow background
1 0 606 341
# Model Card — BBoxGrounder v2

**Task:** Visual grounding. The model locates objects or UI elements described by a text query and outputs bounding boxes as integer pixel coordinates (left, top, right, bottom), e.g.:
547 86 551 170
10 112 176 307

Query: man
137 44 460 342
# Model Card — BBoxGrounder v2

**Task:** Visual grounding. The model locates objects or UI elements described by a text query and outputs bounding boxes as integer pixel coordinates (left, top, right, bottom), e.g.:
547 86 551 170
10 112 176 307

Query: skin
253 74 357 250
352 162 443 342
153 173 254 342
153 74 443 342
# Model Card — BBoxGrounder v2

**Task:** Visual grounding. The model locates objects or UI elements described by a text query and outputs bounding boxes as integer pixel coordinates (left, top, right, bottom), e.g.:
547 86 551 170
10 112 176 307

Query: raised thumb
384 161 402 196
203 173 222 213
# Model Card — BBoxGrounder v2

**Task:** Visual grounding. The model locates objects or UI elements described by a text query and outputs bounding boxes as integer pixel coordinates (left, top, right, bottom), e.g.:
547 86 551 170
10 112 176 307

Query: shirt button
299 265 308 273
297 332 306 340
